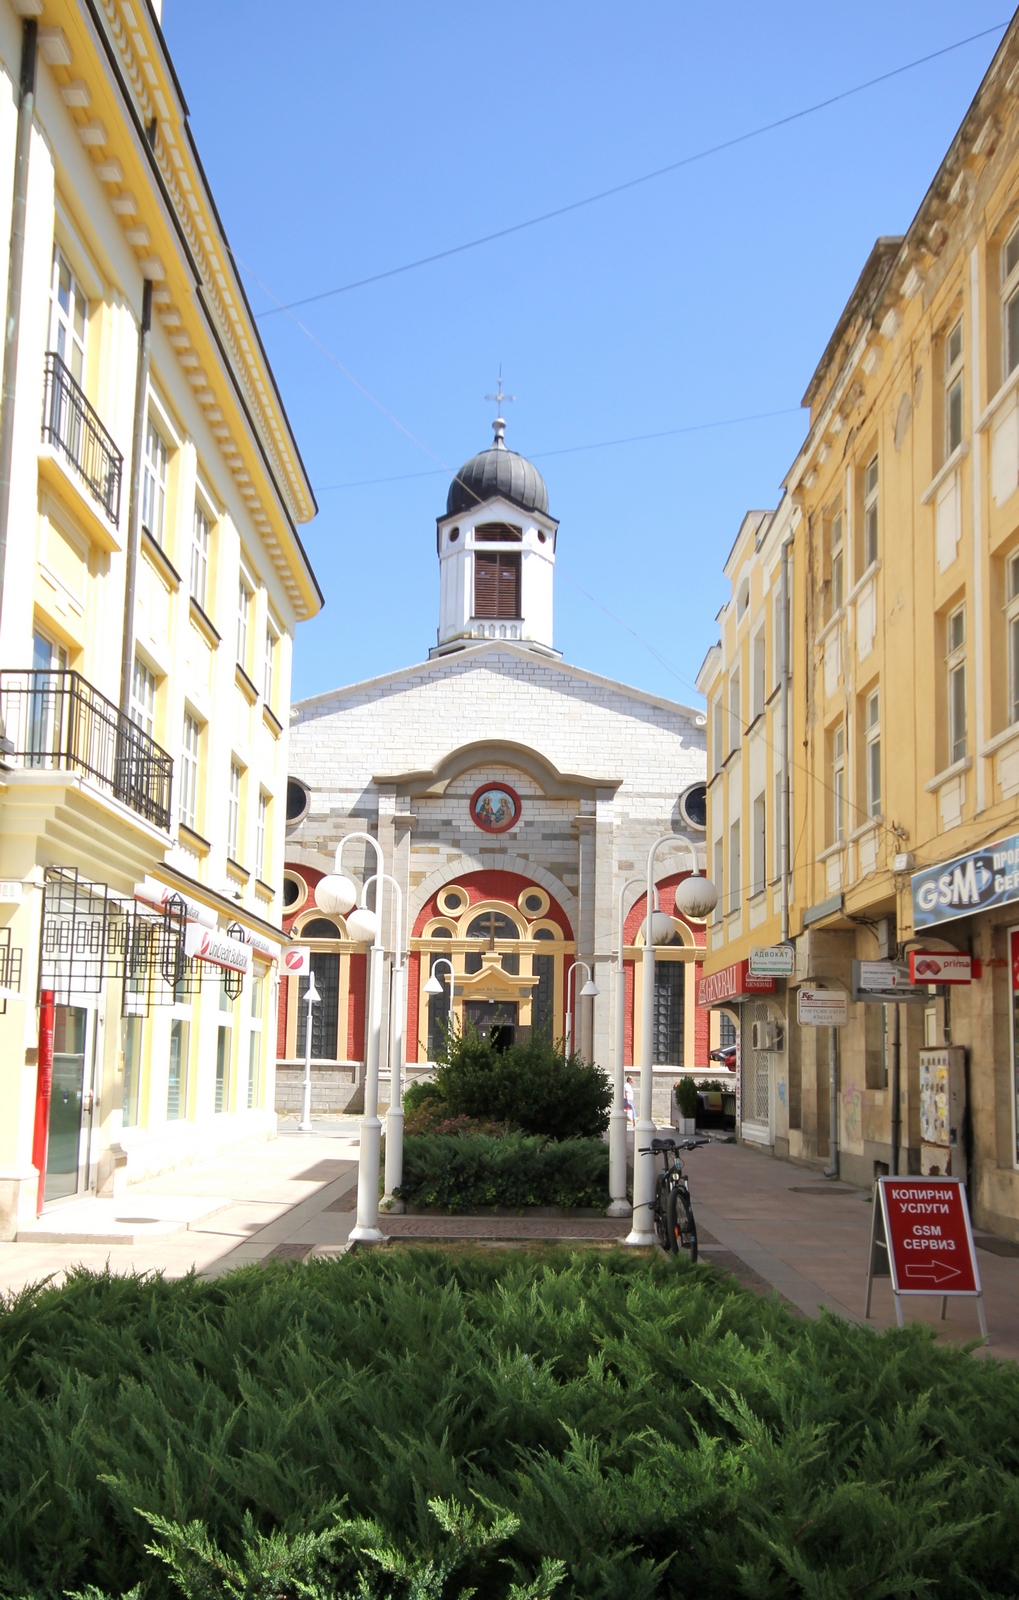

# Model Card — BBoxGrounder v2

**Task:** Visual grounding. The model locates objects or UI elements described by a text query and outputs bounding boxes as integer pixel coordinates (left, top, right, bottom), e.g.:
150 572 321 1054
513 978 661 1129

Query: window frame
48 246 87 385
255 790 268 881
865 689 881 819
863 455 879 570
945 316 964 460
728 670 741 754
141 417 168 548
831 723 846 845
236 580 251 669
227 760 242 862
728 818 741 912
829 508 844 616
1002 223 1019 380
130 656 156 737
947 603 967 764
190 503 210 610
180 709 200 832
1006 553 1019 728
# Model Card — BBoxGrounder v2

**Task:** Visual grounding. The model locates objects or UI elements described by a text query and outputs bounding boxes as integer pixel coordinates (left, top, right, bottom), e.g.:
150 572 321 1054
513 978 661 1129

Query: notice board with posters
865 1176 987 1340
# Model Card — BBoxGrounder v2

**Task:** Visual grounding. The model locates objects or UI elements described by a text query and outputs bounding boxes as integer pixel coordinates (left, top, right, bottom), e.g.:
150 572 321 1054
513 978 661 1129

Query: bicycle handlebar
638 1137 710 1155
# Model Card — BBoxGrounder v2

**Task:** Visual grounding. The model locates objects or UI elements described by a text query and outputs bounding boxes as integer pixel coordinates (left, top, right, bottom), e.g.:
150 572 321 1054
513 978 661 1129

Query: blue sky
163 1 1008 707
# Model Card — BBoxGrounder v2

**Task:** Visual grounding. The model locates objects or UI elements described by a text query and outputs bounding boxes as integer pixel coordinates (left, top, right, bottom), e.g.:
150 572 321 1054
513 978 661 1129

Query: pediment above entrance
374 739 621 801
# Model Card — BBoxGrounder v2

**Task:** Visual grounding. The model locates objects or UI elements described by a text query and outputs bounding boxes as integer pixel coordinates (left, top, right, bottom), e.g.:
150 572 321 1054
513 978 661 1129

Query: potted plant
674 1075 699 1137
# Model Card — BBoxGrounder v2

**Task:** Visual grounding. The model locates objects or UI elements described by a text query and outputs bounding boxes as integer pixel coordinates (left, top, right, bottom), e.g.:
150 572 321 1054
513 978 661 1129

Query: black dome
446 425 548 517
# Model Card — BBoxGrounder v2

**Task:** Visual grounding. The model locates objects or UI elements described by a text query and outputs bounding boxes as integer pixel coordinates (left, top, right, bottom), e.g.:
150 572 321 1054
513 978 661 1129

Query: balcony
41 352 123 525
0 671 172 831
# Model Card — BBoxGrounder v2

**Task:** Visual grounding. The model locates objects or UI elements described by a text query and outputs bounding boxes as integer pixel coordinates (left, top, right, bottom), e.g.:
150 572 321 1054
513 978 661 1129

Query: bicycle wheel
653 1178 671 1250
667 1184 698 1262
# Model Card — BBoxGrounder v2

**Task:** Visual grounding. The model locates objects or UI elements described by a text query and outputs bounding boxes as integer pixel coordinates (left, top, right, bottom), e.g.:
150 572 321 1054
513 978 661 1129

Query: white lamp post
423 956 455 1041
608 876 643 1218
297 974 321 1133
625 838 717 1247
564 959 599 1057
361 872 407 1214
320 832 387 1245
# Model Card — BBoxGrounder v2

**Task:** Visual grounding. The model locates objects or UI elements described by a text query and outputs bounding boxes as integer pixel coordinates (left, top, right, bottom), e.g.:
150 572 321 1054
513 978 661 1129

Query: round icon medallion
469 782 521 833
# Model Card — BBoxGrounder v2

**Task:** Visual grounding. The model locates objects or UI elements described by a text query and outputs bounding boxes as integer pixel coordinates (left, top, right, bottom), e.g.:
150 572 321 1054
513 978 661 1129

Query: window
712 698 724 774
123 1015 143 1127
863 456 879 568
947 603 967 764
473 551 520 618
48 248 87 383
180 711 200 831
829 510 844 615
728 671 741 753
713 837 724 923
774 770 784 883
264 626 276 705
831 724 846 844
752 792 766 897
228 761 242 860
167 1017 188 1119
728 819 741 912
237 581 251 667
1003 223 1019 379
215 1024 231 1113
255 791 268 880
653 960 685 1066
945 318 964 459
190 505 210 609
719 1012 736 1049
130 657 156 737
141 419 167 547
752 630 766 719
1007 553 1019 726
248 974 263 1109
865 690 881 818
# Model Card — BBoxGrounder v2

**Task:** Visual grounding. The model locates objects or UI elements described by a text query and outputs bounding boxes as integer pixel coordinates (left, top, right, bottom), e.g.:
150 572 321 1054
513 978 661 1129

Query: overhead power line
255 23 1006 319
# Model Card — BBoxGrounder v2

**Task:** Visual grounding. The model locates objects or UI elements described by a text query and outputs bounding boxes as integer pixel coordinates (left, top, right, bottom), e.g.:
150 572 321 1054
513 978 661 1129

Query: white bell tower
430 398 560 660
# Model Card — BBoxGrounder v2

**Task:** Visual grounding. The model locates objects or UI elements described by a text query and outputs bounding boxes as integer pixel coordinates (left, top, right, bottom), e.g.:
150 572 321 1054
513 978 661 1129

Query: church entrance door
464 999 518 1051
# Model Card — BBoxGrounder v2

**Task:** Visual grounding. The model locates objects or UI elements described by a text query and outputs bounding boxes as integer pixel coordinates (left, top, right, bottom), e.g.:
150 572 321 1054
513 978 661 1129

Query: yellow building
0 0 320 1236
703 16 1019 1237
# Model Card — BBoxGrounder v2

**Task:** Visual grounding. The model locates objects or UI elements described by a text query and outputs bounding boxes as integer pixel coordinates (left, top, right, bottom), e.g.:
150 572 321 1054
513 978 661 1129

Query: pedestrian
624 1074 636 1127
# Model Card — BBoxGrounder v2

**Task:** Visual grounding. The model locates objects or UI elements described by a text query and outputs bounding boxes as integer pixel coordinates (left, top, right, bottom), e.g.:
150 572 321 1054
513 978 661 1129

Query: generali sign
184 922 252 975
697 959 776 1007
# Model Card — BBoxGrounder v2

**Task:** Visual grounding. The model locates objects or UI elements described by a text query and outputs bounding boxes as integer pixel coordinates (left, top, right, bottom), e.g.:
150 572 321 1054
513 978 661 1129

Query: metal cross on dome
485 366 515 431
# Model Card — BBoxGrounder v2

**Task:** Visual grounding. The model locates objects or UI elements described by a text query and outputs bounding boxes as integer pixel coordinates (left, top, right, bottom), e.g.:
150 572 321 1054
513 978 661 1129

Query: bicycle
638 1136 707 1259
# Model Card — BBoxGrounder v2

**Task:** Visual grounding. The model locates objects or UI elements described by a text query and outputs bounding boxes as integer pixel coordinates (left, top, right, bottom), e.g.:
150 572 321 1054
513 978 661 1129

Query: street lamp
625 838 718 1247
608 876 643 1218
361 872 407 1214
319 832 387 1245
297 973 320 1134
423 955 455 1038
564 959 599 1057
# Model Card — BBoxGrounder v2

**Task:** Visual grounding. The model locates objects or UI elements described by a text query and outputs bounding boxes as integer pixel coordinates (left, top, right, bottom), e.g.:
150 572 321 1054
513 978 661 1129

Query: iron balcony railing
41 351 123 524
0 670 172 830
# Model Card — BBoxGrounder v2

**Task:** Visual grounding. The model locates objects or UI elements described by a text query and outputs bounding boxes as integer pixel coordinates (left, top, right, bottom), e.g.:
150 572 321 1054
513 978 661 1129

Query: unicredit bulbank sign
184 922 252 974
912 832 1019 929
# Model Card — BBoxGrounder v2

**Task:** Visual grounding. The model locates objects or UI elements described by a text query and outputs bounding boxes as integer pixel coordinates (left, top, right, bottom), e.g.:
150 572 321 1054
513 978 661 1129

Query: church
277 412 711 1117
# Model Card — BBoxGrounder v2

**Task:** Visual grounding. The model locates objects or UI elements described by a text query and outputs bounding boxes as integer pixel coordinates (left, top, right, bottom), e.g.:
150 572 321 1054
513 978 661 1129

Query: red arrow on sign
904 1261 961 1286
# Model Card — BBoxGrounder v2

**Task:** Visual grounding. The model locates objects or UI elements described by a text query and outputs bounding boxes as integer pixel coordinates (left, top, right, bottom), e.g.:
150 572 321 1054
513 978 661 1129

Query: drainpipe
823 1025 839 1178
889 1001 901 1176
119 279 152 715
779 535 793 943
0 20 38 637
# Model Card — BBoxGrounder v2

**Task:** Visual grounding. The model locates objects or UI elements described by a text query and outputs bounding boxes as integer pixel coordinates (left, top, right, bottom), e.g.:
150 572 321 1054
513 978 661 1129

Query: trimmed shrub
675 1075 699 1119
397 1132 608 1210
403 1078 443 1114
0 1252 1018 1599
433 1025 612 1140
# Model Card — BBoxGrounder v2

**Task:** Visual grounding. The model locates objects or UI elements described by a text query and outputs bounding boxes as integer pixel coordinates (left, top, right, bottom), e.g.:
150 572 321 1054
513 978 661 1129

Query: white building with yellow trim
0 0 320 1236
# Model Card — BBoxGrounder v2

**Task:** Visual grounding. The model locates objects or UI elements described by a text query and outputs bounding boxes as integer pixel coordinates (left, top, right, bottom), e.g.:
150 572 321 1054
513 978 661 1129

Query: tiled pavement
2 1124 1016 1359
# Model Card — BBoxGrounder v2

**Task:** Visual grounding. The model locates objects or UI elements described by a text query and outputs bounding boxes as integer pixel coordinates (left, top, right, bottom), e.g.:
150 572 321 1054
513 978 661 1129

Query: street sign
749 944 795 977
908 950 972 985
851 960 927 1004
865 1176 987 1339
796 987 847 1027
283 945 311 975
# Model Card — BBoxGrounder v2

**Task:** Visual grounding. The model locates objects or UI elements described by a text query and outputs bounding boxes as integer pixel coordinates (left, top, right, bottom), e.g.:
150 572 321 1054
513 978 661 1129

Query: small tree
675 1075 699 1120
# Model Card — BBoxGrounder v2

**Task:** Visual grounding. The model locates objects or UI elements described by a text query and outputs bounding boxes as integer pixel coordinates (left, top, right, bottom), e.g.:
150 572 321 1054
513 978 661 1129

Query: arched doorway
408 870 574 1061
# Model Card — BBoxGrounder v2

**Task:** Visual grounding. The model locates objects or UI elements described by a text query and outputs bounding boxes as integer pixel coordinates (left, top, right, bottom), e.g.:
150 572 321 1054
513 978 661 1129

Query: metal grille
0 928 23 1015
653 960 685 1065
532 953 554 1035
296 952 339 1059
39 867 185 1009
741 1000 772 1127
0 669 173 829
41 351 123 522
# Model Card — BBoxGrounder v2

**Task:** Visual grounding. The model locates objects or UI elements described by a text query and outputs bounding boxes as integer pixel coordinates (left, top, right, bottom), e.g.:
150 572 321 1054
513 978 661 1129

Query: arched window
302 917 341 939
466 909 519 975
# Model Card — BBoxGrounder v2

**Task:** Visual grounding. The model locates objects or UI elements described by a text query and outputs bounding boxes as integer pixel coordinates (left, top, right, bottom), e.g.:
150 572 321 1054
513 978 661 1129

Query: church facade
278 419 711 1114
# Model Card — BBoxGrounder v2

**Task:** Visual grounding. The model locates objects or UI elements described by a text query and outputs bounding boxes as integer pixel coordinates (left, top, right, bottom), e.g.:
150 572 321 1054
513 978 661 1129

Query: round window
678 782 707 831
517 886 550 918
283 871 306 909
449 527 460 543
286 778 310 824
438 886 466 916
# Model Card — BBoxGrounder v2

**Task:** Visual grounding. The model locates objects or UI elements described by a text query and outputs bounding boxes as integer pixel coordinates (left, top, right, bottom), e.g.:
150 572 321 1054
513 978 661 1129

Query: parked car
709 1044 737 1069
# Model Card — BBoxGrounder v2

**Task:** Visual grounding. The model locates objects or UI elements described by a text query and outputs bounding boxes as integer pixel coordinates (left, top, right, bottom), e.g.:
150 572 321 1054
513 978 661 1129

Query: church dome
446 419 548 517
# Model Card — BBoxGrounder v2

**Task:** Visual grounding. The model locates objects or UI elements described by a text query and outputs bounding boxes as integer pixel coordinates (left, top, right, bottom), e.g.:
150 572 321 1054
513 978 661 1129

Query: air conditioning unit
751 1019 784 1052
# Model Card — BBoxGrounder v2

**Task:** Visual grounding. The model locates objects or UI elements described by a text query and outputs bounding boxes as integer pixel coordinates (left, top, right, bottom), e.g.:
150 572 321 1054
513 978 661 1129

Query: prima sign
912 834 1019 928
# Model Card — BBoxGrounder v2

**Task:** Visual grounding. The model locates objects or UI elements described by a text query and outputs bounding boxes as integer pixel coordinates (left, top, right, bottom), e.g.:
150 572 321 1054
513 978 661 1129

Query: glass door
45 1004 97 1203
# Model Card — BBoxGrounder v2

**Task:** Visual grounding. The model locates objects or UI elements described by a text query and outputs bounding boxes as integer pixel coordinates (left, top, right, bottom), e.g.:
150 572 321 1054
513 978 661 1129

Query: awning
697 959 776 1007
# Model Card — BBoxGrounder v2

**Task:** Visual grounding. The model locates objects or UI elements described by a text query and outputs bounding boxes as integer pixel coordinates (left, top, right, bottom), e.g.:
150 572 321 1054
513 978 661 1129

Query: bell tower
431 403 560 660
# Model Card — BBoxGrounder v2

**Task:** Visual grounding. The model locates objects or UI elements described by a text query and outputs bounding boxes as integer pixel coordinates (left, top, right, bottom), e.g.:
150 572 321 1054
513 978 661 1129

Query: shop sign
796 987 847 1026
908 951 972 985
877 1177 979 1295
851 960 927 1003
184 922 252 975
135 877 217 929
912 833 1019 929
697 959 776 1007
282 945 311 975
749 944 795 977
246 929 282 964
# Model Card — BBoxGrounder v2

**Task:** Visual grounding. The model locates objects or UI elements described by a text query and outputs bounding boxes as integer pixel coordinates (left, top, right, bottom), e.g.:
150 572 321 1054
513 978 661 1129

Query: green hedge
431 1026 612 1140
396 1132 608 1210
2 1252 1019 1599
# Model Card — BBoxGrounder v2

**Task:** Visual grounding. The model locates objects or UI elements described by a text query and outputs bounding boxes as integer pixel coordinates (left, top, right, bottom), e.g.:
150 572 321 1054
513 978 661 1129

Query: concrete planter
677 1117 698 1138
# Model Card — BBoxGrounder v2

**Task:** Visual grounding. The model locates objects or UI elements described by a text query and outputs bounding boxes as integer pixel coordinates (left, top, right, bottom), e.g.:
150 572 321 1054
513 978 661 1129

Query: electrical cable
254 23 1006 319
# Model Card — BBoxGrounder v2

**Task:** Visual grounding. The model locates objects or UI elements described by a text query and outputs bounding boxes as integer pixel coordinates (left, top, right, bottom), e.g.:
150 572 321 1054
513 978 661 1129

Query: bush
433 1024 612 1140
403 1078 442 1114
1 1252 1018 1599
403 1103 512 1138
397 1132 608 1211
675 1075 699 1119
